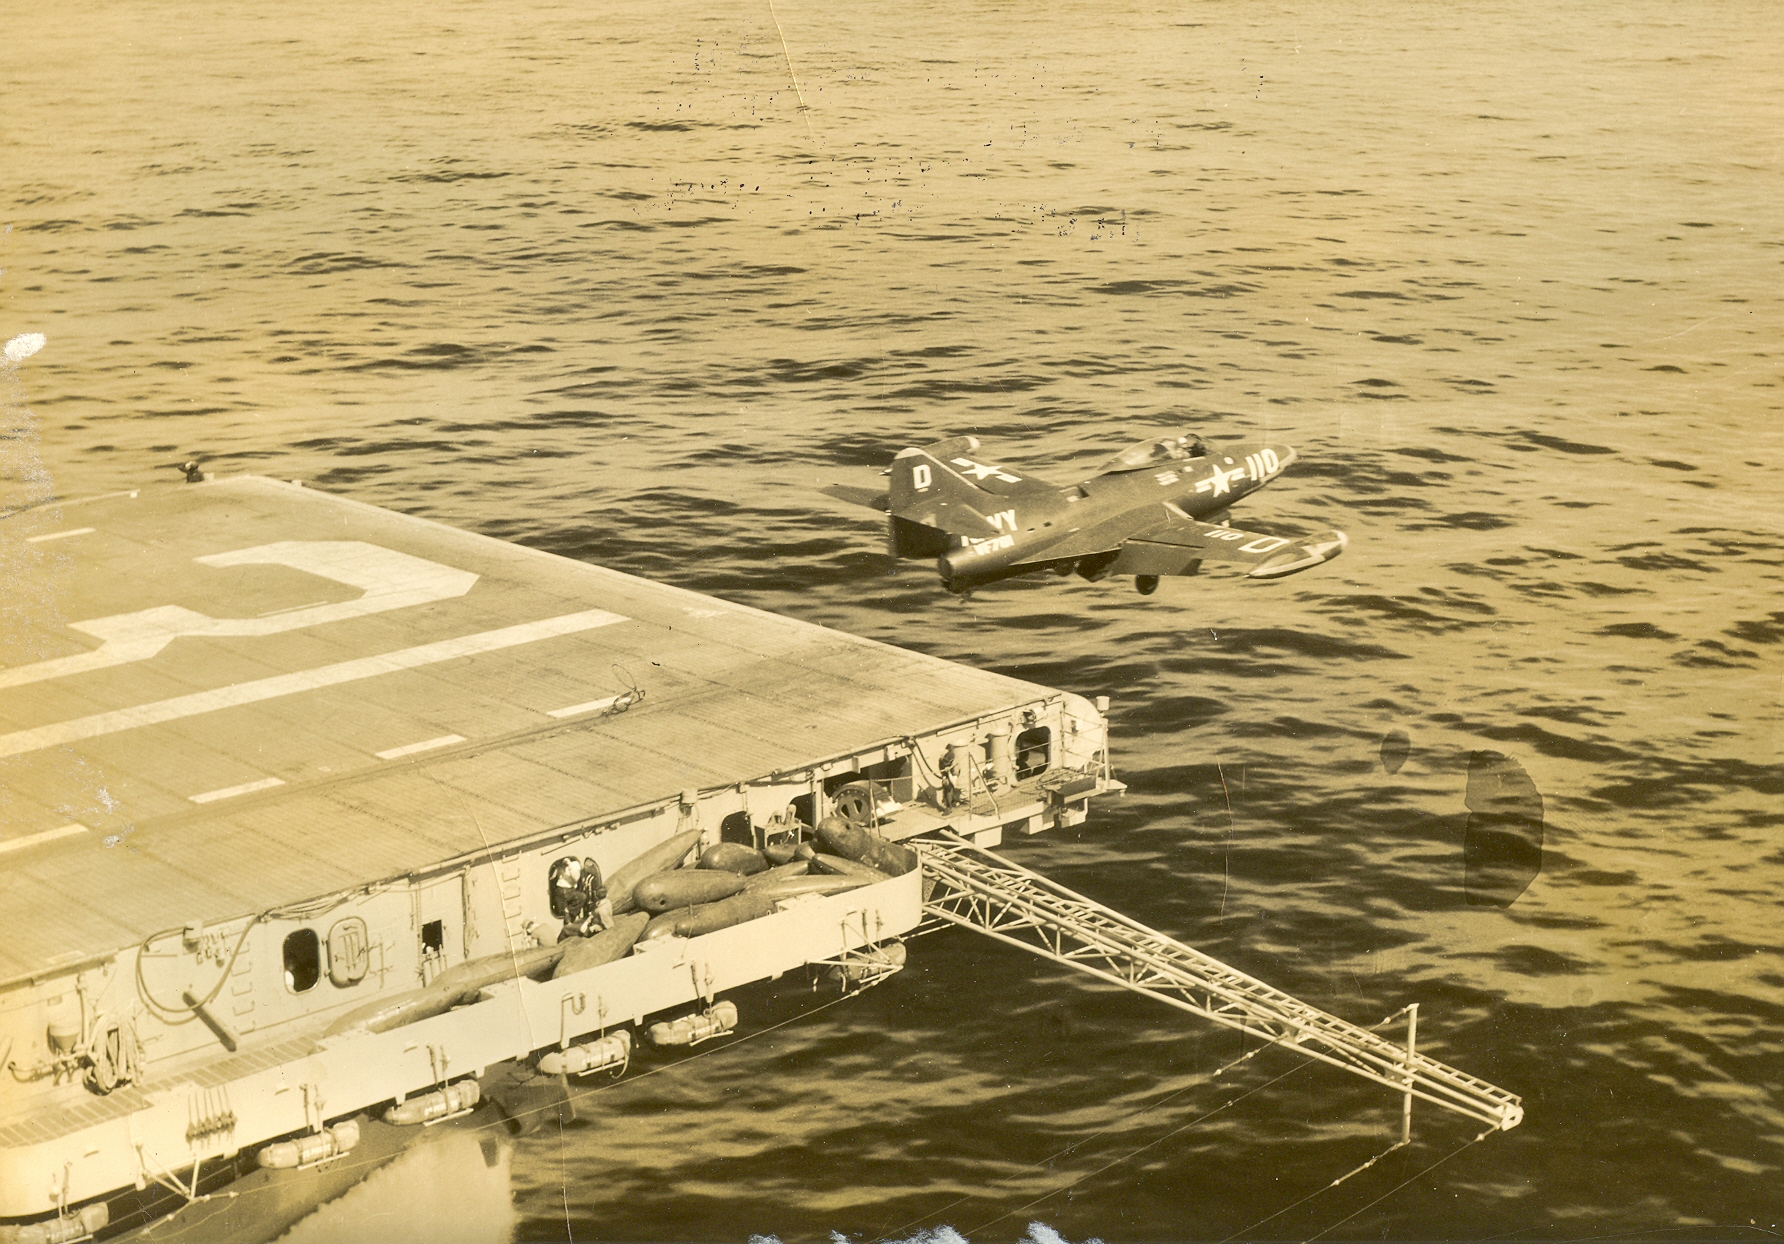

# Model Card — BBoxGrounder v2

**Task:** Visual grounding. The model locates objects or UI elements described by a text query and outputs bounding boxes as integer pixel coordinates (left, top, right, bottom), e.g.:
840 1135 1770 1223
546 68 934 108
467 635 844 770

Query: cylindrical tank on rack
944 742 974 775
984 725 1014 788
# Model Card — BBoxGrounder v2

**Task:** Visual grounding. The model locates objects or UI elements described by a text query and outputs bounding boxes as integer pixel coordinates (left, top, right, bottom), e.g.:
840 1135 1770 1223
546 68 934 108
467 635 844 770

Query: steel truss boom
915 833 1522 1132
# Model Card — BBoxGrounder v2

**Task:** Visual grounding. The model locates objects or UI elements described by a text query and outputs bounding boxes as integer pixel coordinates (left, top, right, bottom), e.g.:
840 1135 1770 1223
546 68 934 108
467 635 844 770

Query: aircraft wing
821 484 890 512
1112 507 1348 579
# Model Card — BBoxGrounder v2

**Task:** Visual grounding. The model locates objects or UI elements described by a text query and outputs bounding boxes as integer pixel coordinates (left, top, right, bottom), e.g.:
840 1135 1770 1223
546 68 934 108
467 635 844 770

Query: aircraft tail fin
887 439 999 536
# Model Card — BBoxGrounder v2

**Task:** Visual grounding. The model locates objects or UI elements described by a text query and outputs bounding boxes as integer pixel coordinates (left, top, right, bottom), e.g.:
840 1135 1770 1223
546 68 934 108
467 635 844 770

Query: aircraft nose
1236 444 1297 481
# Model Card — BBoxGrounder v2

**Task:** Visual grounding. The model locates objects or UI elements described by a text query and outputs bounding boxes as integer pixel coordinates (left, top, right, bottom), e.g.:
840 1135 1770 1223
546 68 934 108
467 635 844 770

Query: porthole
720 811 753 846
283 929 321 993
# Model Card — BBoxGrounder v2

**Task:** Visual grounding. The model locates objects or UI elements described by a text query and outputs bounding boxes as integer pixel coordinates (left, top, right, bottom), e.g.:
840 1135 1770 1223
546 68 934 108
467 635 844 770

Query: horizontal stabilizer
821 484 890 512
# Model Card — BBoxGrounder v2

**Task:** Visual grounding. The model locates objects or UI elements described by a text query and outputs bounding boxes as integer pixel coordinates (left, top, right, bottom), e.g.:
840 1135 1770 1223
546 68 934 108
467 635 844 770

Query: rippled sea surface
5 0 1782 1238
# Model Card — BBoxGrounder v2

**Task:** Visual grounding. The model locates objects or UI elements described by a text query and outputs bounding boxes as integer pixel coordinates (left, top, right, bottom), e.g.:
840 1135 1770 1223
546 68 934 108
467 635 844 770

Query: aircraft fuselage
935 443 1300 591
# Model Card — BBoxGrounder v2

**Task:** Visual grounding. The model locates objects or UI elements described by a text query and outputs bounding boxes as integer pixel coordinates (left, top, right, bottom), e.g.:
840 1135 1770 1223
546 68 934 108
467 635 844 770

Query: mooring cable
957 1062 1313 1241
890 1002 1435 1242
1216 1137 1409 1242
873 1036 1301 1243
1212 1003 1472 1241
1298 1126 1494 1244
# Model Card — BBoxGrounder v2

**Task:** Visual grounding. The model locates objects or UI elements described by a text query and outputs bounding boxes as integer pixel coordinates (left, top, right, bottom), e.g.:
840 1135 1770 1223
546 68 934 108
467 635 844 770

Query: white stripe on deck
0 609 628 760
24 528 95 544
545 695 620 718
190 777 285 804
0 824 90 854
0 540 481 690
375 734 466 760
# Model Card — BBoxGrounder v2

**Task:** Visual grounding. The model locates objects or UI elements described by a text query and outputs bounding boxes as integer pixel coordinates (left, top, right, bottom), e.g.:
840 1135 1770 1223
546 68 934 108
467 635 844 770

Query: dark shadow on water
1462 750 1544 909
1380 728 1410 774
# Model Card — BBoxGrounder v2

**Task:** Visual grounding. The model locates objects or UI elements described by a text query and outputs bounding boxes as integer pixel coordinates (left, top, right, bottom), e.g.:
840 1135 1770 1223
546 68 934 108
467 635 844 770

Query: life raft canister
382 1079 480 1126
537 1030 631 1077
0 1204 109 1244
256 1119 362 1169
647 1000 738 1047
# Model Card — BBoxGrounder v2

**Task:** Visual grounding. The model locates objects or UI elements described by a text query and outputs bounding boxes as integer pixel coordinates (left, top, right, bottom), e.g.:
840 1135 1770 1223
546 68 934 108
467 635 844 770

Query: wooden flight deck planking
0 476 1068 986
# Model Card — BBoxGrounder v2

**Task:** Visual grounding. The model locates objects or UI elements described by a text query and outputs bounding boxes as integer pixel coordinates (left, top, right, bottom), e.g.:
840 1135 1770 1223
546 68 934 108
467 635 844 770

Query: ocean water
4 0 1782 1239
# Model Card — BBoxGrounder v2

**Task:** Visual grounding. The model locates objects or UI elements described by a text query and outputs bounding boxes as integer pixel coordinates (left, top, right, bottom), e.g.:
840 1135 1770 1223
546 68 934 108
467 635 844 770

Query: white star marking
1194 462 1246 497
951 457 1021 483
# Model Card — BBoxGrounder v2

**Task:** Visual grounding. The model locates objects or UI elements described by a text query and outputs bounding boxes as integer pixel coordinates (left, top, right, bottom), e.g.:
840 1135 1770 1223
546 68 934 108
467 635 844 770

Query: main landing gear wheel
1135 575 1160 596
830 781 877 829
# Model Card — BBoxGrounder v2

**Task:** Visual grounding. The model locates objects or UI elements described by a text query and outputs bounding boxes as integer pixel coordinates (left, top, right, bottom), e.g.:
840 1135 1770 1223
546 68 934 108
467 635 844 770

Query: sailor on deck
549 856 613 939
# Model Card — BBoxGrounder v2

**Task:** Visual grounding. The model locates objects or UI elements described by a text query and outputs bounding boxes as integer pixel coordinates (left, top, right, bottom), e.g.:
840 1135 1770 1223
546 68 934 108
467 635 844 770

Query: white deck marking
375 734 466 760
24 527 95 544
257 599 332 618
0 609 628 760
0 824 89 855
0 541 479 689
190 777 285 804
546 695 620 719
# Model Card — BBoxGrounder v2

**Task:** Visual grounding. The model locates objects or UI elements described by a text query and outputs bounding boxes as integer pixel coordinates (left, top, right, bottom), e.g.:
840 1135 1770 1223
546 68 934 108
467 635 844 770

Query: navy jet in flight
822 432 1347 595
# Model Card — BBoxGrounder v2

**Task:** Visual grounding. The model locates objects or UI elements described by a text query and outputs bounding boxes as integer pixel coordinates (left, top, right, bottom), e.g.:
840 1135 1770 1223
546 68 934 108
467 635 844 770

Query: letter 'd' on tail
888 437 997 535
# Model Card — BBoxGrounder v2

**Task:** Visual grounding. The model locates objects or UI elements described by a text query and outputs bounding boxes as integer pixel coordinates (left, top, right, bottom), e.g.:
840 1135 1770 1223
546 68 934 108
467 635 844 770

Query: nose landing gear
1135 575 1160 596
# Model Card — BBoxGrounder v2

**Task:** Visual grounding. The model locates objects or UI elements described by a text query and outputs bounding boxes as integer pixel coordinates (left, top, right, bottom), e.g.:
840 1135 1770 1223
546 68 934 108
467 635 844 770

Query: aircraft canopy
1098 433 1208 473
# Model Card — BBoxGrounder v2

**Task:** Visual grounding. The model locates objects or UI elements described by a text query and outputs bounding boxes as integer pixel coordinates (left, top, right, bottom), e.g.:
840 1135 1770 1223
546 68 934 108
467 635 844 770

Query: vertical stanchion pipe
1402 1002 1419 1144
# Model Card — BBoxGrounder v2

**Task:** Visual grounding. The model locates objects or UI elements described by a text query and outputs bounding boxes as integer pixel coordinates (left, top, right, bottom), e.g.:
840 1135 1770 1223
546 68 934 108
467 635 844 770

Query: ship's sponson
0 865 926 1219
0 476 1118 1220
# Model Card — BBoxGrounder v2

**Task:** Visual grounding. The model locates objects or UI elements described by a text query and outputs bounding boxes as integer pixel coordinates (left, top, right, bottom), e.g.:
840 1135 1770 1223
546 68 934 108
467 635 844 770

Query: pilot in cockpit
1157 434 1209 460
1101 430 1212 472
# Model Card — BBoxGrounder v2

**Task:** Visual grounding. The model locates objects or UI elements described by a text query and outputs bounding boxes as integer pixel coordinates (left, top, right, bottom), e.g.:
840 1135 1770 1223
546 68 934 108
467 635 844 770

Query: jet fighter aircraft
822 432 1347 595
